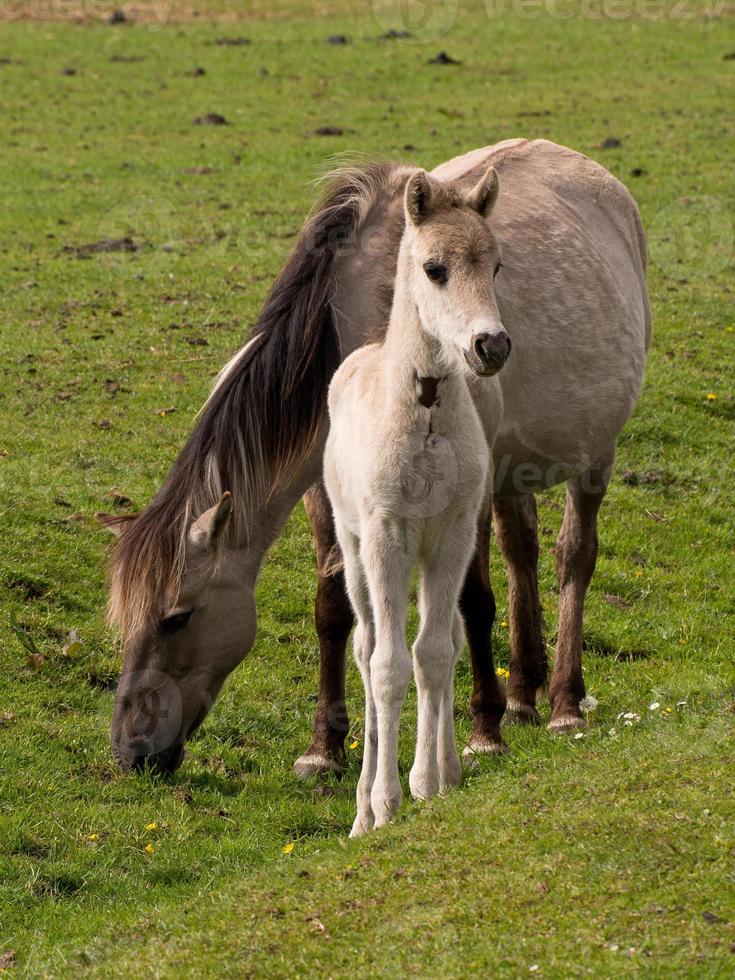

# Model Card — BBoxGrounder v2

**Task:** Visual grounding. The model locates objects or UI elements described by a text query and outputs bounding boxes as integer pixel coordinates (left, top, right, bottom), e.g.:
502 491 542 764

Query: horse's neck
232 441 324 583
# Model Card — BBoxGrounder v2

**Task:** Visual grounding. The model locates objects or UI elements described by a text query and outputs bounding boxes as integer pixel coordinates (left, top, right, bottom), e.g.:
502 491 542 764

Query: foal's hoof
462 736 509 759
349 812 374 838
504 698 542 726
292 752 342 780
547 714 587 735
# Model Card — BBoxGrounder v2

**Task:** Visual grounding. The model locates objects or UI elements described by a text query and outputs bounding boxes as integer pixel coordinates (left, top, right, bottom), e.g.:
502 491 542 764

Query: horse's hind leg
460 506 507 756
548 451 614 733
293 482 353 779
492 494 547 725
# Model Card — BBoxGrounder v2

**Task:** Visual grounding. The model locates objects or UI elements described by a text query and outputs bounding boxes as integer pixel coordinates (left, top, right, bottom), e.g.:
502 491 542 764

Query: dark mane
109 162 400 640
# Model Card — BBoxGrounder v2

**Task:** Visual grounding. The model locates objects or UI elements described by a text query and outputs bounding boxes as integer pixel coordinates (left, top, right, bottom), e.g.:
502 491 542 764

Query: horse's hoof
462 736 509 759
292 752 342 780
504 698 542 726
547 714 587 735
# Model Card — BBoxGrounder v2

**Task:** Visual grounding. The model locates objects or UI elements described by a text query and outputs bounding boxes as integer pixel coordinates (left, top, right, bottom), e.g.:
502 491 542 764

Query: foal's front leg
360 517 413 829
412 518 474 800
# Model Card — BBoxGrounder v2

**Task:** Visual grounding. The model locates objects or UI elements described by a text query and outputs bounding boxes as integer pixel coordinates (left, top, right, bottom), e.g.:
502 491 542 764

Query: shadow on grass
582 632 650 662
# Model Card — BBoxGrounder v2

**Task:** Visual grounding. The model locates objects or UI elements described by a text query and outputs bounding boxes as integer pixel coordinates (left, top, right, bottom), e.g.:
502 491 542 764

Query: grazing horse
325 165 507 833
102 139 650 777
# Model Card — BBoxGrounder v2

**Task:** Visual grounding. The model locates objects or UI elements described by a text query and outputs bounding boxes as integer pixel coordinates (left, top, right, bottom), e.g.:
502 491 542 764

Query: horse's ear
405 170 434 226
188 492 233 551
466 165 499 218
96 512 131 538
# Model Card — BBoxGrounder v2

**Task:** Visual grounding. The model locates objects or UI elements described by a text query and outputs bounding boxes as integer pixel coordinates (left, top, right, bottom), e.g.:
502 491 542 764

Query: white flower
648 702 660 711
618 711 640 722
574 732 586 739
676 700 687 708
580 695 599 712
529 967 539 974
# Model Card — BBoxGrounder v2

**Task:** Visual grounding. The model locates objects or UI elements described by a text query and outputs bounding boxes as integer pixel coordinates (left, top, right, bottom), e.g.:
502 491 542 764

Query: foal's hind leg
460 507 507 756
336 527 378 838
548 452 614 733
492 494 547 725
437 611 464 792
294 483 353 779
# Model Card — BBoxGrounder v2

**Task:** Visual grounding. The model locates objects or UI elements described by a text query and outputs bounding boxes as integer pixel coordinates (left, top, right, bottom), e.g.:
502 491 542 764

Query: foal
324 167 511 835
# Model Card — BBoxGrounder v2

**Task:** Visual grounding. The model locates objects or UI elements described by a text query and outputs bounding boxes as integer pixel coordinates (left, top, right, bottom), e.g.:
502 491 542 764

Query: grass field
1 1 734 975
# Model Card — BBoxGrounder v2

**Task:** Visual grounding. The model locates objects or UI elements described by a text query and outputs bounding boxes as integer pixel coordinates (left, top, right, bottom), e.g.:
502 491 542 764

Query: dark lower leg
548 457 612 731
492 494 546 723
295 483 353 775
459 515 507 751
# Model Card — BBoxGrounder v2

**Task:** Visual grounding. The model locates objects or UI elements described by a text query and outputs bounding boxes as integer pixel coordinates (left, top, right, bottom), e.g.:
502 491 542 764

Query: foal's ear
466 165 499 217
405 170 434 226
188 492 233 551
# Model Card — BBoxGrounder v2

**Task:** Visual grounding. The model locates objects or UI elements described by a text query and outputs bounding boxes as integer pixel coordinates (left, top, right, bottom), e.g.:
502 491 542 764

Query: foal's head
402 166 510 376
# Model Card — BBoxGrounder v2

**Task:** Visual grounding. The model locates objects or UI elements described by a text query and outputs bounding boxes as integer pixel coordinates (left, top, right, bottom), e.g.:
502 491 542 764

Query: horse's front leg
293 482 353 779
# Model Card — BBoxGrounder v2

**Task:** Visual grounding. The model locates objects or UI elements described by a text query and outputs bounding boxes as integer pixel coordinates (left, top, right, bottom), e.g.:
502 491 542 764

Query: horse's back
435 139 651 491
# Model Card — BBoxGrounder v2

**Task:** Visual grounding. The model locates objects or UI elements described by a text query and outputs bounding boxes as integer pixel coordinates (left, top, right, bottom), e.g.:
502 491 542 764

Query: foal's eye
423 261 448 285
159 610 194 635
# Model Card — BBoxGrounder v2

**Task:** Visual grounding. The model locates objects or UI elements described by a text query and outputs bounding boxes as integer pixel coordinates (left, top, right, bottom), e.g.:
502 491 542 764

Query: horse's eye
159 610 194 634
494 261 503 278
423 261 448 285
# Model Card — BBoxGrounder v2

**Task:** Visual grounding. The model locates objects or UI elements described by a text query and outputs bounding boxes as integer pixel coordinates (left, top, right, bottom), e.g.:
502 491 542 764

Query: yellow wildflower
706 392 716 401
349 740 359 750
145 822 157 831
87 834 99 842
282 842 295 855
500 620 508 628
496 667 510 679
145 843 154 854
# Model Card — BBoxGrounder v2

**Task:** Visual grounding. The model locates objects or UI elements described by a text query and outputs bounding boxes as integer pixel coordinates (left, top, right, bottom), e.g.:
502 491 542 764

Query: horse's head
402 165 511 377
101 493 257 774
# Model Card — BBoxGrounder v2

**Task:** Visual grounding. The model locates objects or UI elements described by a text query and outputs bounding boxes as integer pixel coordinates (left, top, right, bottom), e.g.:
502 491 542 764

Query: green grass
1 2 734 975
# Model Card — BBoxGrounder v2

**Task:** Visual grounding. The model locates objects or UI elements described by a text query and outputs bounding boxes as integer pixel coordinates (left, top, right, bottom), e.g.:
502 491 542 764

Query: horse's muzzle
465 330 512 376
113 740 185 775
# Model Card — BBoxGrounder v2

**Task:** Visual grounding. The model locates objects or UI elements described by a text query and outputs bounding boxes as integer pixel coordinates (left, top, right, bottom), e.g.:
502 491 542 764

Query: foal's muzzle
465 331 512 376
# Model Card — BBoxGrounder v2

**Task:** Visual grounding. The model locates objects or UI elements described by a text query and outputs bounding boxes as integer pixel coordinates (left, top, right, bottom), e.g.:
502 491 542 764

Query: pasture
1 1 734 975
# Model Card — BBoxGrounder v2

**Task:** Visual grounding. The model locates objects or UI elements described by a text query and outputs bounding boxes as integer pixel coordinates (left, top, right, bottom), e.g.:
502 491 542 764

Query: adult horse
102 139 651 776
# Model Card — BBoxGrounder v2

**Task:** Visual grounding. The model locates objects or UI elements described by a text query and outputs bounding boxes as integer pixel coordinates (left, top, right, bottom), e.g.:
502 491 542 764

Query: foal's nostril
473 331 511 366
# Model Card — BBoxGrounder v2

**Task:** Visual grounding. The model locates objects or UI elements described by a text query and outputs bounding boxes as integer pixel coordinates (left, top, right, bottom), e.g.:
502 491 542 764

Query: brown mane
108 162 400 641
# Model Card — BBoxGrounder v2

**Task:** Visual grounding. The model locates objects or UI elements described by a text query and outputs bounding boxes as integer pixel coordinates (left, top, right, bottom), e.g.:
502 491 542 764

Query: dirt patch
63 237 137 258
